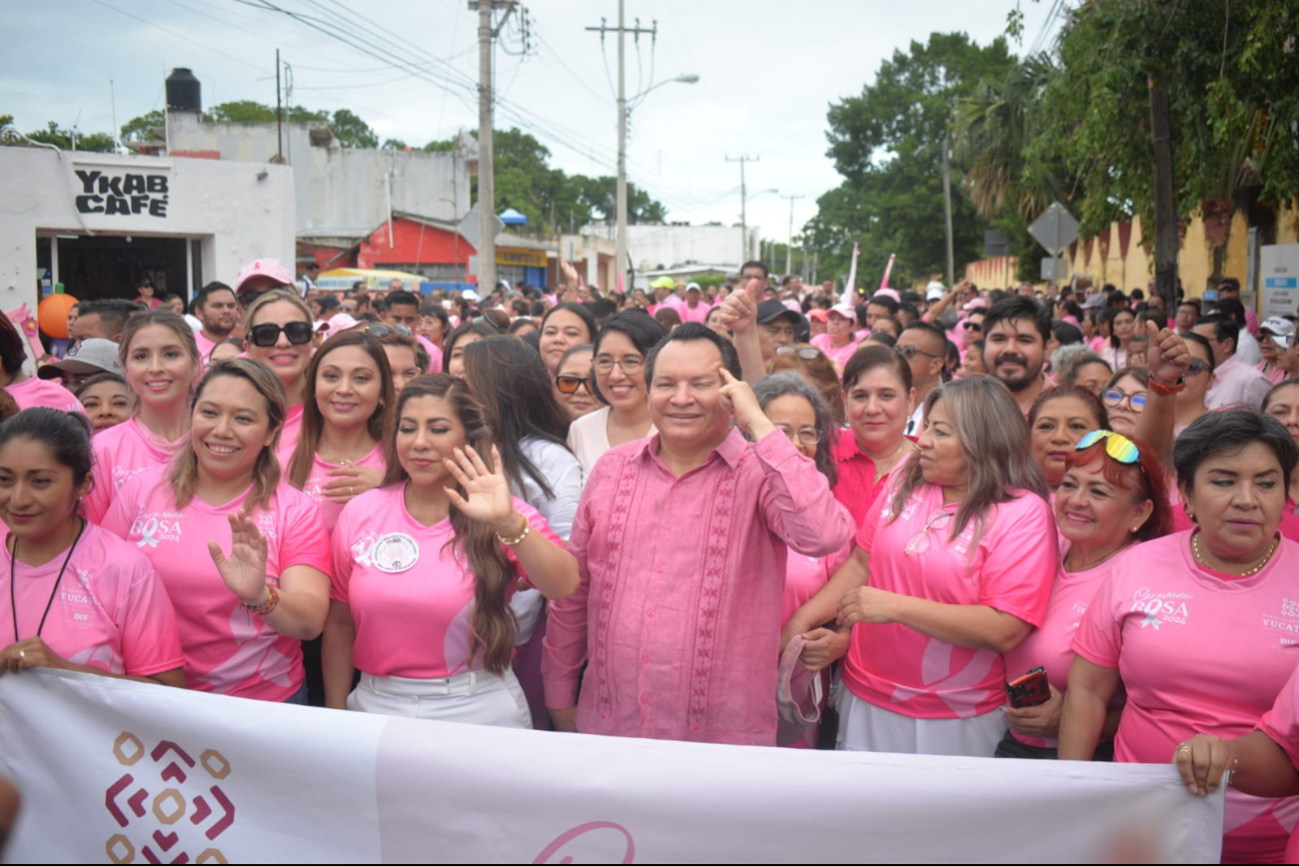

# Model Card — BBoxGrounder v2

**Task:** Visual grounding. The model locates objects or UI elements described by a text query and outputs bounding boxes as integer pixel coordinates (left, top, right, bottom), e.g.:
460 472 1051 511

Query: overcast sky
4 0 1060 242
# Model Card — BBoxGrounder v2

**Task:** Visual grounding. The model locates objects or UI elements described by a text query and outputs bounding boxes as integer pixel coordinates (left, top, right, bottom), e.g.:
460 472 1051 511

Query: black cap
756 299 802 325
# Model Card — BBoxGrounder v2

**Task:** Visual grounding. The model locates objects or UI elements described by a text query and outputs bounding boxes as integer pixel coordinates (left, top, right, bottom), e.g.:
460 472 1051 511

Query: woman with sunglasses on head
0 408 183 686
784 377 1057 757
103 360 332 703
998 429 1171 760
1060 409 1299 864
242 290 315 464
287 331 393 533
321 375 578 725
1028 385 1109 492
754 373 850 748
769 345 847 428
84 311 201 524
1099 365 1149 438
567 312 668 477
553 345 599 422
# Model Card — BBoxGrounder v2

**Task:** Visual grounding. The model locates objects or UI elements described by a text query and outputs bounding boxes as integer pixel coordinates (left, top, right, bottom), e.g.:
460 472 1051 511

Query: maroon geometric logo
104 732 234 864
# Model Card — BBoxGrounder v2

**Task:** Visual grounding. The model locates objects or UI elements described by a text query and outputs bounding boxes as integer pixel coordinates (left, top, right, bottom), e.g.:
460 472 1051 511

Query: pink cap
320 313 360 333
234 258 294 296
807 308 829 322
782 299 802 313
829 303 856 319
873 288 901 303
962 298 988 312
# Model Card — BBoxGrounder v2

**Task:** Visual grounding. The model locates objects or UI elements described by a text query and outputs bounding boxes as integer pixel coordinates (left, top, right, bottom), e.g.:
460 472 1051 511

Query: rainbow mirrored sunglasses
1076 429 1139 464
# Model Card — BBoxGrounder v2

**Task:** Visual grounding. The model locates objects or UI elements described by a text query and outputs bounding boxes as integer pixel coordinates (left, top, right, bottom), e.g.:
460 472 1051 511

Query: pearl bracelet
496 514 531 546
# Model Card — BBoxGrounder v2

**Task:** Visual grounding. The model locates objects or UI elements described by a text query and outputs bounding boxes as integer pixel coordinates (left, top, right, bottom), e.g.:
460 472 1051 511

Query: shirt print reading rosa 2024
74 169 169 217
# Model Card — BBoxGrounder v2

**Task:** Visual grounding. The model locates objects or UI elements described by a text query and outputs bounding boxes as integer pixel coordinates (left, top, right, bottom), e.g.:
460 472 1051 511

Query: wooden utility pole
470 0 517 293
1149 75 1178 308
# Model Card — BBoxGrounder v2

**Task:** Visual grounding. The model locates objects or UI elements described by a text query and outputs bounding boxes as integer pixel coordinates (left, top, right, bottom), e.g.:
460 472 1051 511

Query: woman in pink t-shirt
1027 385 1108 492
787 376 1057 757
322 375 578 726
1060 409 1299 864
756 372 850 748
1263 382 1299 542
102 360 332 704
0 317 84 415
998 430 1173 759
0 408 183 685
287 331 393 532
85 311 200 524
242 291 314 464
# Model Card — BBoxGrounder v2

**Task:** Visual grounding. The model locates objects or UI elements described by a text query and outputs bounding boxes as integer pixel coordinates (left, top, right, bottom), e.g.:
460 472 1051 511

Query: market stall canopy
318 267 424 291
497 208 528 226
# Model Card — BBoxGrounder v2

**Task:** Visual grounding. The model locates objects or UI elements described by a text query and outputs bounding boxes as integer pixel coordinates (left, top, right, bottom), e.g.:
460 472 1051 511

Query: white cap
461 289 480 302
1260 316 1295 349
926 282 946 302
829 303 855 319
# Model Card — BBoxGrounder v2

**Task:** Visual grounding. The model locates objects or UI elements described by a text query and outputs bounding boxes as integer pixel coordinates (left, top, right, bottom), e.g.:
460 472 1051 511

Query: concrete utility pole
783 193 804 276
471 0 517 294
586 3 657 291
726 155 759 265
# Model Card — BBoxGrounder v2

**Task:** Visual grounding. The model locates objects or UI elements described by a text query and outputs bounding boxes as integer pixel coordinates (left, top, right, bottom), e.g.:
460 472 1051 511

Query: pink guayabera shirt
543 427 855 746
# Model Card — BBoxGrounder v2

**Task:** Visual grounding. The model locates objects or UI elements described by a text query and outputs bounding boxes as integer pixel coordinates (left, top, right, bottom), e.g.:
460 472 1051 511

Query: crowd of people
1 257 1298 860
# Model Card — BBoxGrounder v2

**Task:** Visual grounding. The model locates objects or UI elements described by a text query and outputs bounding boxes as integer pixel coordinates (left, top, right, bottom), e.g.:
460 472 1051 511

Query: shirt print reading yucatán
1072 532 1299 863
102 466 332 701
843 478 1058 719
330 485 559 679
0 523 183 677
84 417 185 524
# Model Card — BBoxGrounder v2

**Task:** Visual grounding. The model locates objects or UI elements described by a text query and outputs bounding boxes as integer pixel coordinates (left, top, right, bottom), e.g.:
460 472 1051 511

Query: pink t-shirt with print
85 416 185 524
1002 543 1134 749
0 523 183 677
274 403 306 467
781 542 852 626
7 377 84 414
1072 531 1299 864
102 467 332 701
295 442 386 532
843 480 1058 719
331 485 560 679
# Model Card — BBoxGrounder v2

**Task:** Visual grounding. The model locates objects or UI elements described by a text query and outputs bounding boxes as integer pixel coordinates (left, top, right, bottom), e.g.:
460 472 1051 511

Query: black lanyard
9 518 86 643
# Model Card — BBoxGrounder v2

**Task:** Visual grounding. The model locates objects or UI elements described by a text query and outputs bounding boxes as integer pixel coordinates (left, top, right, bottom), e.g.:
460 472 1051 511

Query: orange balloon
38 293 80 339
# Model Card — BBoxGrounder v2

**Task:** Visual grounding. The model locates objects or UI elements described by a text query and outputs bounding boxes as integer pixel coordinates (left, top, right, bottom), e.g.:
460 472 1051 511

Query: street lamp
617 71 699 290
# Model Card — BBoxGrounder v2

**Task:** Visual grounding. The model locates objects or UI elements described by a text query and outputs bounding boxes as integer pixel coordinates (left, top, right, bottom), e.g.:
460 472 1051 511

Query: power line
89 0 271 73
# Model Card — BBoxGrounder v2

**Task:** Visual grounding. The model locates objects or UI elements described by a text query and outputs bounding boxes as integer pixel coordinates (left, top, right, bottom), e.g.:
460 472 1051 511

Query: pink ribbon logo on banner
533 821 636 864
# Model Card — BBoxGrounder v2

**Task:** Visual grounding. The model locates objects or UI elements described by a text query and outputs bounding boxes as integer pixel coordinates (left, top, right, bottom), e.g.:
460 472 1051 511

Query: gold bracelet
496 514 531 546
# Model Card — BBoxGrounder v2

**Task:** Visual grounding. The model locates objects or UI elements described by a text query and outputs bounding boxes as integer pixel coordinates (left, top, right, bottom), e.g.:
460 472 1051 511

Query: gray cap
38 338 123 379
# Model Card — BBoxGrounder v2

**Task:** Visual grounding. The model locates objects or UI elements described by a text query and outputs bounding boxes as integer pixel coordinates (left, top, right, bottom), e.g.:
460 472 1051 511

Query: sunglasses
962 321 982 331
248 321 313 347
362 323 411 338
1076 429 1139 462
1101 388 1147 411
895 345 940 361
555 374 593 395
1185 358 1211 376
776 346 822 360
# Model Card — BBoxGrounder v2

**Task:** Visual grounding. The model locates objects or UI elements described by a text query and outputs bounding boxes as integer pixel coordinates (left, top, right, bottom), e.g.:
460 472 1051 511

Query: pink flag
879 253 896 292
839 243 860 307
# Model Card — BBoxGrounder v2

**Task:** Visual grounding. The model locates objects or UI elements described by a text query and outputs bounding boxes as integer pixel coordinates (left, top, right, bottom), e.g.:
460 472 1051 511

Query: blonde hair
170 359 287 511
889 377 1047 545
243 289 313 333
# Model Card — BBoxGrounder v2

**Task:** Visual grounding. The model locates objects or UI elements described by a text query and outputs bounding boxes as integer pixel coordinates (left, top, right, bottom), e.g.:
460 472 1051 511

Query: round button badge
371 533 420 574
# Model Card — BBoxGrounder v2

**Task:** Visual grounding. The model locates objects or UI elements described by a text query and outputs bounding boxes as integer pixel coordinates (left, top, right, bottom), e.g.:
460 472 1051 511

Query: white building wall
581 223 760 272
0 147 295 310
166 111 468 239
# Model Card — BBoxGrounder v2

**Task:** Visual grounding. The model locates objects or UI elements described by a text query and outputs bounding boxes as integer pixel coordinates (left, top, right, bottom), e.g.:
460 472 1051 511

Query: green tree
120 109 165 143
813 32 1016 287
329 108 377 148
26 121 116 152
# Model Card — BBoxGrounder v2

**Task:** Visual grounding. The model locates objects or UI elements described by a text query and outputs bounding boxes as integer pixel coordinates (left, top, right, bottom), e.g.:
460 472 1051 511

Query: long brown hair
171 359 286 510
381 374 518 675
889 377 1048 545
287 331 395 488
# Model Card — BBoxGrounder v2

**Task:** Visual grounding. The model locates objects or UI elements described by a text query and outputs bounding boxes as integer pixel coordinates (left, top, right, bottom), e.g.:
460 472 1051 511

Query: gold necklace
1191 529 1279 577
870 440 913 482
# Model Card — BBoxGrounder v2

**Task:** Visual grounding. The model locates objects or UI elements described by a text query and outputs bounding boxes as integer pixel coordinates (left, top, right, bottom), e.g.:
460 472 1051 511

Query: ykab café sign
73 168 170 217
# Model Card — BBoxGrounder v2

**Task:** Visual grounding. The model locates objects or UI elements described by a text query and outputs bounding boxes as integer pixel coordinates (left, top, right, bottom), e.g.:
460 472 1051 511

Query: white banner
0 670 1223 863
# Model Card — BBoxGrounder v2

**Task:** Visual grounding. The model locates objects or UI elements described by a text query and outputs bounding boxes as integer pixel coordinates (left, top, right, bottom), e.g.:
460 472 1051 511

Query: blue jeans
282 683 309 705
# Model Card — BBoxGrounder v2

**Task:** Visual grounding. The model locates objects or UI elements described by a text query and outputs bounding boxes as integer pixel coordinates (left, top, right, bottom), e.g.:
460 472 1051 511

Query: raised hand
1144 321 1190 386
209 510 271 605
718 278 764 333
718 368 773 440
444 443 515 531
559 259 580 292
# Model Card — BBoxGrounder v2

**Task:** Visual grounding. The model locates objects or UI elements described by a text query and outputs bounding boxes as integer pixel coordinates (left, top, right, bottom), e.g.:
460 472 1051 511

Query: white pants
348 670 532 729
835 683 1004 757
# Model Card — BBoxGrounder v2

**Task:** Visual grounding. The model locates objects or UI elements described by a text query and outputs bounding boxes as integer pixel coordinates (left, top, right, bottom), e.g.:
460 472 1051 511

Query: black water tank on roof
166 68 201 113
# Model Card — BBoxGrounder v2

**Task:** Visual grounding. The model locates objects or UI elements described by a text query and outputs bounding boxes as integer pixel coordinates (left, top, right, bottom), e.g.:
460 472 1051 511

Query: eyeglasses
904 511 954 555
774 424 823 447
776 346 822 360
1101 388 1146 412
895 345 941 361
593 355 645 375
555 374 593 395
361 323 412 338
1185 358 1211 376
248 321 313 347
962 321 982 332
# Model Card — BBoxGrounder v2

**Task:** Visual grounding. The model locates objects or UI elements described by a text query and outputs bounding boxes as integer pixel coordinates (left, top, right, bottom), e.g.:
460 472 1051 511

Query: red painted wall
357 219 474 270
